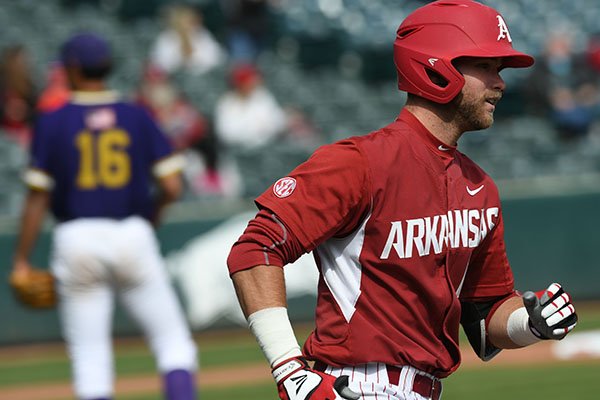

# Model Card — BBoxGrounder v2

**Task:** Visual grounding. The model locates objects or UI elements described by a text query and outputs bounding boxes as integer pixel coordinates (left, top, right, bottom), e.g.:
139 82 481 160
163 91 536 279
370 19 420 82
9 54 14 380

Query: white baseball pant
320 362 443 400
51 216 197 399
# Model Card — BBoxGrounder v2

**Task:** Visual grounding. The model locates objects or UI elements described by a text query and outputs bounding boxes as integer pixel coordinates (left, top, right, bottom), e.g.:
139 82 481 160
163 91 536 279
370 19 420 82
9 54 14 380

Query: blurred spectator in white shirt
215 64 286 149
150 4 225 76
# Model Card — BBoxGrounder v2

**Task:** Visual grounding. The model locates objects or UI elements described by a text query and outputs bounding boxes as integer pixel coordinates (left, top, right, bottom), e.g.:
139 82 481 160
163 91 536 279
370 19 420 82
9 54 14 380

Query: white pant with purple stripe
322 362 442 400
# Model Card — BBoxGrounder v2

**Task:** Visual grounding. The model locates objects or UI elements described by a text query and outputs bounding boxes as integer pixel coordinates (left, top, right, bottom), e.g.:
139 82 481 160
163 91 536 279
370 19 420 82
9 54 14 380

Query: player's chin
479 107 495 128
483 113 495 128
467 114 494 132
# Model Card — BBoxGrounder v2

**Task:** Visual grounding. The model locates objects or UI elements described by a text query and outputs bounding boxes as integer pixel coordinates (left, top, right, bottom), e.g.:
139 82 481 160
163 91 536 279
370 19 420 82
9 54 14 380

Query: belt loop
431 376 442 400
410 368 443 400
428 375 442 400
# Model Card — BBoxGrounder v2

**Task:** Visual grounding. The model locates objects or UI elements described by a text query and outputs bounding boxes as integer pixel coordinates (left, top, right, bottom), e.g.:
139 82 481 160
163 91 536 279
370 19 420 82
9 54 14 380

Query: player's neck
403 104 463 146
72 80 107 92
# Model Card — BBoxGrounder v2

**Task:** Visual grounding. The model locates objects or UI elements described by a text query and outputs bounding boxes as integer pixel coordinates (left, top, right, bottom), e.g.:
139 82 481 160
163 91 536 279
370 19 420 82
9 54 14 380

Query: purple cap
60 32 111 69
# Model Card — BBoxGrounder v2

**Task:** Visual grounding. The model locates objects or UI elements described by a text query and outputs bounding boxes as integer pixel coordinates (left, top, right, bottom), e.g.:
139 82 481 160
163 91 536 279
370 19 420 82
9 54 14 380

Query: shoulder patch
273 177 296 198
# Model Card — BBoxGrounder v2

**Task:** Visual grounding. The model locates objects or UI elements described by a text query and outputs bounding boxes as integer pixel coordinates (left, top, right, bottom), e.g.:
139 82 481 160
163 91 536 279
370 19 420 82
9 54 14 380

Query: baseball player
11 33 197 400
226 1 578 399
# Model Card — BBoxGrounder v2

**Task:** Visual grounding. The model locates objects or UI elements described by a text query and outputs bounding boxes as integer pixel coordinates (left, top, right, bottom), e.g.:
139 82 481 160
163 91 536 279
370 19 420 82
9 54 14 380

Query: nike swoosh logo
466 185 485 196
428 58 438 66
438 145 450 151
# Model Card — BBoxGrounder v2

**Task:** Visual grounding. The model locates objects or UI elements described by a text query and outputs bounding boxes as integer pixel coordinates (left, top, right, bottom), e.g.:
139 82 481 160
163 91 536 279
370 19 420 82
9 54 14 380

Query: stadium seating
0 0 598 214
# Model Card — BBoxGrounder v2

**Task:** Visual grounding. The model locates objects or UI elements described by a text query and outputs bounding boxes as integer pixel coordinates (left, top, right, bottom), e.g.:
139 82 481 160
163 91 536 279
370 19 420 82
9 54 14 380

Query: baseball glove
9 268 57 309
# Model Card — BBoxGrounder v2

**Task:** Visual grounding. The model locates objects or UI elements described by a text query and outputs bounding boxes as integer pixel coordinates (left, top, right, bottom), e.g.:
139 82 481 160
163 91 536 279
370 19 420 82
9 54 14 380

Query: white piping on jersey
263 213 288 265
316 213 371 323
479 319 487 360
454 254 471 297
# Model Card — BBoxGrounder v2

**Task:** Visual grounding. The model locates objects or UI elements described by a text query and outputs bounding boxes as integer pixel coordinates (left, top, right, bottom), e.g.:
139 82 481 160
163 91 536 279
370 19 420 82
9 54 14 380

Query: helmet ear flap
394 46 465 103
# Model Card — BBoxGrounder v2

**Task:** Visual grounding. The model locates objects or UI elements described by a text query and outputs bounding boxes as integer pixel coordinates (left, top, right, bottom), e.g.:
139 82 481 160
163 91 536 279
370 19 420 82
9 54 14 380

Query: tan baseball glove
9 268 57 309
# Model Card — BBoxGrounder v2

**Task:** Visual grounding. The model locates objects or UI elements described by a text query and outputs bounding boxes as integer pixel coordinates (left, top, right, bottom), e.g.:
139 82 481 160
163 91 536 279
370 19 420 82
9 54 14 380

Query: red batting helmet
393 0 534 103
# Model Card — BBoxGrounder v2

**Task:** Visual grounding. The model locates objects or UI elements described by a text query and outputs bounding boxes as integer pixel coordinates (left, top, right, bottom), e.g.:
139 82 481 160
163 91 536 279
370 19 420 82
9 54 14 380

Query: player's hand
523 283 577 340
272 357 360 400
12 259 34 275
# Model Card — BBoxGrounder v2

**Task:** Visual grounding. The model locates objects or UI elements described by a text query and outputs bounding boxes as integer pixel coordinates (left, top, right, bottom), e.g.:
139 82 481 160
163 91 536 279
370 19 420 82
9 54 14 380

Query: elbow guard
460 299 503 361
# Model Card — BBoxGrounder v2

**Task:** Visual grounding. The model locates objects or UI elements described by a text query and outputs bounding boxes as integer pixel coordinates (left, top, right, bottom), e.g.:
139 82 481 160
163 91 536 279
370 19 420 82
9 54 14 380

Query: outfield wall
0 192 598 345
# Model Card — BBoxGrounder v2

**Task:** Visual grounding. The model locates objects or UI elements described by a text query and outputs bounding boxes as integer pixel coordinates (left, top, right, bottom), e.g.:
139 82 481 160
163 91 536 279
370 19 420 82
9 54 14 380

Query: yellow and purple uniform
25 90 183 221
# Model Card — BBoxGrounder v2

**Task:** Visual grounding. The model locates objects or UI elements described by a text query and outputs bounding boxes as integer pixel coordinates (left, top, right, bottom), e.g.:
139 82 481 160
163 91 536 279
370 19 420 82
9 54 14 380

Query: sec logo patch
273 177 296 198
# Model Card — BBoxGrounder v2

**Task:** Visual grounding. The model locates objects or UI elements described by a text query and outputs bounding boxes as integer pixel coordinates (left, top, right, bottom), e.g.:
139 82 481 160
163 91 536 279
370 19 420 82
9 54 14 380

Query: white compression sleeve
506 307 542 347
247 307 303 367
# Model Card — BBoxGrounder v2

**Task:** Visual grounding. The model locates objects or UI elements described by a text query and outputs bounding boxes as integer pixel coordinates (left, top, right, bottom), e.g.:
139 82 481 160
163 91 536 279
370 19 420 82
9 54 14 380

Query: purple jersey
27 91 179 222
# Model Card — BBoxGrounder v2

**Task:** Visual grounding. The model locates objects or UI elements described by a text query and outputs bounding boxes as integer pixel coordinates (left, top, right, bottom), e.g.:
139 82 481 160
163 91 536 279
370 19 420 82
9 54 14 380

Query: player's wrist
247 307 303 368
506 307 541 347
272 357 308 383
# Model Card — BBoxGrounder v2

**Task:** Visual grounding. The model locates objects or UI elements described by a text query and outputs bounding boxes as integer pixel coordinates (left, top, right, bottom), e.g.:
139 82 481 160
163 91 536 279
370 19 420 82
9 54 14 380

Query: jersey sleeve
255 139 371 252
227 209 306 274
459 208 515 301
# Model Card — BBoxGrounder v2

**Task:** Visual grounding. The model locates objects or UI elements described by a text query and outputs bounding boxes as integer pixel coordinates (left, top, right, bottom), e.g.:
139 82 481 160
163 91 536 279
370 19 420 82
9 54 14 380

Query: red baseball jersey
254 109 514 377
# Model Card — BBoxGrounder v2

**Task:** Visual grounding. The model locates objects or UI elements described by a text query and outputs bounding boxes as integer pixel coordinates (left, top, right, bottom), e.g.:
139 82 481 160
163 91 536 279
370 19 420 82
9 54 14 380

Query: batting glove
273 357 360 400
523 283 578 340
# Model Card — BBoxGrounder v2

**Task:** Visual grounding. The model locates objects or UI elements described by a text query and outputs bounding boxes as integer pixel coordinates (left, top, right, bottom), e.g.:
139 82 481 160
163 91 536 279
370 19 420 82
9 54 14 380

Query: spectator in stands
137 64 210 151
136 63 223 196
37 61 71 113
0 44 37 148
219 0 272 63
211 63 288 198
214 63 286 150
526 30 600 141
150 3 225 76
284 105 322 150
587 32 600 74
584 31 600 120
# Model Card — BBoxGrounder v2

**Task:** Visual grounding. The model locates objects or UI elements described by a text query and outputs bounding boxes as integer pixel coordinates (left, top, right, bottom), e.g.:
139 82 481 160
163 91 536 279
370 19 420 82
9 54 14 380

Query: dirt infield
0 363 272 400
1 339 591 400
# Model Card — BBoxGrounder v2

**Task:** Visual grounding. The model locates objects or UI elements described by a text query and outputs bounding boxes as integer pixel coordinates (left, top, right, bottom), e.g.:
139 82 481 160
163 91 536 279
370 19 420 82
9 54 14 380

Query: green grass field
120 362 600 400
124 383 278 400
1 303 599 399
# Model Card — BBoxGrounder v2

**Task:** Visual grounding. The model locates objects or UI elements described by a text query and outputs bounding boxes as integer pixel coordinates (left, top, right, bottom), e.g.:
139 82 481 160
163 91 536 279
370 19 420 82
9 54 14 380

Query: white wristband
507 307 542 347
247 307 303 367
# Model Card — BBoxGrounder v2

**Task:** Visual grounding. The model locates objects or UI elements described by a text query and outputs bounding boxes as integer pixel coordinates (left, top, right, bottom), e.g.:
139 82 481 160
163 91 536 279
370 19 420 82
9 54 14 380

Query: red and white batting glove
523 283 578 340
273 357 360 400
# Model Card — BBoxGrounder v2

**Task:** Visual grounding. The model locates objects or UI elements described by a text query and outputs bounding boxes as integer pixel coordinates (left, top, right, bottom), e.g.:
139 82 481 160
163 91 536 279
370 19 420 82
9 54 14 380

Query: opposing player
226 1 578 399
11 33 198 400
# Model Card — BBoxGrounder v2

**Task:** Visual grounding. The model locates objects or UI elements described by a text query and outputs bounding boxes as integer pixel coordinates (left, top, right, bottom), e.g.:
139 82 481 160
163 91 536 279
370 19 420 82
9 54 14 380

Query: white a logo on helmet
496 15 512 42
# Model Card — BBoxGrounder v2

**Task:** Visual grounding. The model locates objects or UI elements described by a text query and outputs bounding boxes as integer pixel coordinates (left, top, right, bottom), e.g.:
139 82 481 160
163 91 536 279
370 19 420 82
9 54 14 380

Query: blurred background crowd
1 0 600 216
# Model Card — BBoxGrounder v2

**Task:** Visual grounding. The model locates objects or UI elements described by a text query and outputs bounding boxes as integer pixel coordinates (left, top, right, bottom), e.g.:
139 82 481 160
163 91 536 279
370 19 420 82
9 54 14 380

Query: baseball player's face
452 57 505 132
